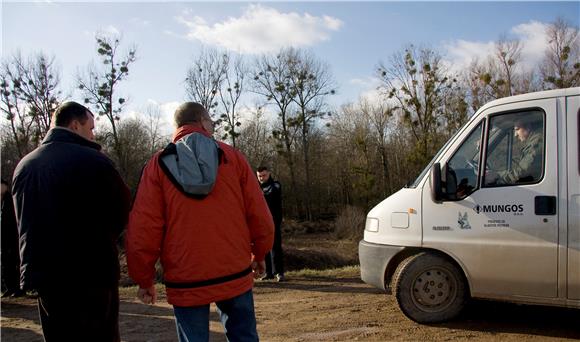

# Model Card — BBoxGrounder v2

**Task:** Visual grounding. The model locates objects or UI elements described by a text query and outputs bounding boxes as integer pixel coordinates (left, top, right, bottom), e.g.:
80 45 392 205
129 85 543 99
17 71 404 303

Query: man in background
12 101 130 341
1 179 23 298
257 166 285 282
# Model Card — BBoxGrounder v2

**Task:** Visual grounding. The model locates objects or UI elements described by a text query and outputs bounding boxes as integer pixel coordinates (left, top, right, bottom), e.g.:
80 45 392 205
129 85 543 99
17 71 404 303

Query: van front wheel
393 253 467 323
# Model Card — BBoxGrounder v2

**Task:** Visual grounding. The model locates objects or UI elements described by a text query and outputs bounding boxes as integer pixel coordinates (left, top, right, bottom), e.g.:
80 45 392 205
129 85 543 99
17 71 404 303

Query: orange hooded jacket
126 125 274 306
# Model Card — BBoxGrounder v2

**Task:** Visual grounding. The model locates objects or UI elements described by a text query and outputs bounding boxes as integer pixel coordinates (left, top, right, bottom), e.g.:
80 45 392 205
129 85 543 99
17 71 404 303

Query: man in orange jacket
126 102 274 342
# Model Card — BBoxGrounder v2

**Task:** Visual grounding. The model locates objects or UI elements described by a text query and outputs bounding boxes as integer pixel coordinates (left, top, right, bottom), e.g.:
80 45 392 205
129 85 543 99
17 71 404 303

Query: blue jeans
173 289 259 342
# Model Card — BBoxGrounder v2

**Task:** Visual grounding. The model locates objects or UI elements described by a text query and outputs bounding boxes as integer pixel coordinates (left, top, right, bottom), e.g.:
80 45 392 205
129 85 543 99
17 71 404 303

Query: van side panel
422 98 559 299
567 94 580 300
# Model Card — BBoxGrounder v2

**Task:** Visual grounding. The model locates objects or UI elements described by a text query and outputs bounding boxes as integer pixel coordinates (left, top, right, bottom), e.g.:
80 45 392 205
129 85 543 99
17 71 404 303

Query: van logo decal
458 212 471 229
473 204 523 214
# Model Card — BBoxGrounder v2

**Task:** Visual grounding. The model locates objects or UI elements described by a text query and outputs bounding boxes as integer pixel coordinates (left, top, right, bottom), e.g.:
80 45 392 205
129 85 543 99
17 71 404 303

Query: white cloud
175 4 343 54
238 104 278 126
359 87 385 107
155 100 180 132
511 21 549 70
348 76 385 106
442 20 550 74
124 99 180 136
442 39 495 74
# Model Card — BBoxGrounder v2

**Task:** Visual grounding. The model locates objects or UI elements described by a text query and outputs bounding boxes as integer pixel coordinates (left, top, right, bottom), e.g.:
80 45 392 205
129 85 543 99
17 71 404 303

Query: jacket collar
42 127 101 151
260 177 275 188
172 125 212 142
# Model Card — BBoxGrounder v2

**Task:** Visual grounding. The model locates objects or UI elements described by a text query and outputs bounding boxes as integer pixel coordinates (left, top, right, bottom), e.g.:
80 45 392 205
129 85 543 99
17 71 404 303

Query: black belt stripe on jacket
164 266 252 289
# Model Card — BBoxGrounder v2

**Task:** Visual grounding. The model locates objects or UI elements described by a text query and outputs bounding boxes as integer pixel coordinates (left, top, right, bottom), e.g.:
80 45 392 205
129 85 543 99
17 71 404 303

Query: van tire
393 252 467 323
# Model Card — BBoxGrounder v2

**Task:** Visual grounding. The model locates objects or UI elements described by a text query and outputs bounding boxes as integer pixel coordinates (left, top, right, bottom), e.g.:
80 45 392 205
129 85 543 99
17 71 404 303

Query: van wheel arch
385 249 470 294
390 250 470 323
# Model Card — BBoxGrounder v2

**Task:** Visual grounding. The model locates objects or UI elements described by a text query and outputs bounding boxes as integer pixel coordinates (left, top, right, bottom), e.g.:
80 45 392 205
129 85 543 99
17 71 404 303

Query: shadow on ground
119 299 225 342
1 301 39 322
436 299 580 339
255 276 383 295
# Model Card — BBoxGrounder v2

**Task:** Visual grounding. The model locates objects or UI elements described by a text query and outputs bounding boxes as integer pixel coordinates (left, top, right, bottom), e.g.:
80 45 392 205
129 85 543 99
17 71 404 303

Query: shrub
333 205 366 240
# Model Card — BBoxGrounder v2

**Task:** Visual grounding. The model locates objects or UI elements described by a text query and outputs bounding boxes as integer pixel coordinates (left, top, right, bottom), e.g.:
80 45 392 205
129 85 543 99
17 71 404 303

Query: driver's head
514 118 532 142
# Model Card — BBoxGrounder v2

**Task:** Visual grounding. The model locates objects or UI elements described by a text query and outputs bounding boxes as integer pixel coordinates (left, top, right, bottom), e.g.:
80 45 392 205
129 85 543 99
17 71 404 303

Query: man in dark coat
257 166 285 282
12 101 130 342
1 179 23 298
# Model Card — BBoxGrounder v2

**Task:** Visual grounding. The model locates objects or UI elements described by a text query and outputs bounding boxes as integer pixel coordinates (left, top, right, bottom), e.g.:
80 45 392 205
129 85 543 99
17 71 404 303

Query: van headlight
365 218 379 232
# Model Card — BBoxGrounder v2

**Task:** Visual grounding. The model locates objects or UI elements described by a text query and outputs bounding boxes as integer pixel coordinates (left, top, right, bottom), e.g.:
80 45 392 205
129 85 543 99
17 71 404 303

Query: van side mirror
431 163 459 202
431 163 443 202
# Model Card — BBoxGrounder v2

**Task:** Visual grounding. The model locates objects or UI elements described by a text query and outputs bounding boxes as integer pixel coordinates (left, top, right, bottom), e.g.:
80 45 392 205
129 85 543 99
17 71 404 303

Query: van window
446 122 483 198
483 110 545 187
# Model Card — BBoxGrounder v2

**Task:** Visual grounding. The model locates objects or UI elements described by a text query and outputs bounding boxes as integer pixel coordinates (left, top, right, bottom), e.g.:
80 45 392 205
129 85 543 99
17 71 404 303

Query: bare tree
95 118 150 190
1 52 62 159
541 17 580 88
287 49 336 219
360 99 395 196
185 48 228 116
142 103 169 154
441 81 469 138
236 105 274 169
78 34 137 176
1 71 31 159
495 37 523 97
217 54 246 147
378 45 453 167
328 102 376 207
252 48 301 212
466 36 529 112
0 125 24 180
8 52 61 135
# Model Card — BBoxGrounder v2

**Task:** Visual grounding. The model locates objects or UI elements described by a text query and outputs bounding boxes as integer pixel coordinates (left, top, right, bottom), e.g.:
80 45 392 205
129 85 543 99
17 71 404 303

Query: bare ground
2 266 579 342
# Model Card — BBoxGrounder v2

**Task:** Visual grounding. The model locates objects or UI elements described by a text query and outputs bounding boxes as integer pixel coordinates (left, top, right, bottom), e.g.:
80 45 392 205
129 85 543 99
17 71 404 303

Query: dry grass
333 206 366 240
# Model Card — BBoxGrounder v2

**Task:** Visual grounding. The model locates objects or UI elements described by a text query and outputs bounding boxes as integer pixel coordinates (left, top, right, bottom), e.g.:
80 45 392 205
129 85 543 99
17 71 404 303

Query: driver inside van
487 117 543 185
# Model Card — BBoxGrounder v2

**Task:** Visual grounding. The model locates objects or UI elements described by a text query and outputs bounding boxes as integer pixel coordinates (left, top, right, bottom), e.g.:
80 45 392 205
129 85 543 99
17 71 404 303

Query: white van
359 87 580 323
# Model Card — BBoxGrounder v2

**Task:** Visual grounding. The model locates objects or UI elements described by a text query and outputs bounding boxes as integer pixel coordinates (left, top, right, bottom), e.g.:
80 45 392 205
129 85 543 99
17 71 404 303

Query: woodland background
1 17 578 228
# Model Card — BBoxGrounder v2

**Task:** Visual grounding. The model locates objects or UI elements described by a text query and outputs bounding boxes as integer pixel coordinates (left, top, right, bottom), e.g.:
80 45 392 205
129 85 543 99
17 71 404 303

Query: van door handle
534 196 556 215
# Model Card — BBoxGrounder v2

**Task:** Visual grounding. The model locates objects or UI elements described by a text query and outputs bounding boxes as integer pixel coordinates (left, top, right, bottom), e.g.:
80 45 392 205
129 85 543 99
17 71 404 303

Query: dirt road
2 267 579 341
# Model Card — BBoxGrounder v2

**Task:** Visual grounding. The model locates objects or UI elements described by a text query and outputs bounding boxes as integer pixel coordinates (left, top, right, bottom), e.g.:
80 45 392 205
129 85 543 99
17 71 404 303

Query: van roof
477 87 580 114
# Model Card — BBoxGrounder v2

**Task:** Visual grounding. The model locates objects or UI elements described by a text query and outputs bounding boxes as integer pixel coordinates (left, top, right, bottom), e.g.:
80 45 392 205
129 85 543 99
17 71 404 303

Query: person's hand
137 285 157 305
251 260 266 279
485 169 498 184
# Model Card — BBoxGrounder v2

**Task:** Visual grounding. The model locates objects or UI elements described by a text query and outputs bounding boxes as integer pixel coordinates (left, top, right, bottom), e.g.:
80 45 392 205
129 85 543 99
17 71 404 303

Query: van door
567 94 580 300
423 98 558 299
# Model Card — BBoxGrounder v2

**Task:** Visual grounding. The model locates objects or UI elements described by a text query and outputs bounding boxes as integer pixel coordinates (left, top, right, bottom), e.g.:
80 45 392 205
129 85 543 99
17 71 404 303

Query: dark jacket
499 130 543 184
260 177 282 228
12 128 130 291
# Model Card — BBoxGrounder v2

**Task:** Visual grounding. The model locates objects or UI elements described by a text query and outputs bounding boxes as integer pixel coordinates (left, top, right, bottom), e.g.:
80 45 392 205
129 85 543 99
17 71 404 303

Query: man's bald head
174 102 208 128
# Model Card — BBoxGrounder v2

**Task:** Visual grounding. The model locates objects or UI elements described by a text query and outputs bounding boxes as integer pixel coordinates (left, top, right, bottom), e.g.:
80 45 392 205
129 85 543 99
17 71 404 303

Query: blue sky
2 1 579 132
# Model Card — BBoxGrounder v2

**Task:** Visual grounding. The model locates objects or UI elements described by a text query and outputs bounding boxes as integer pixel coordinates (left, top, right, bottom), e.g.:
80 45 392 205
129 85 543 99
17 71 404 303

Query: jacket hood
43 127 101 151
161 127 219 197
